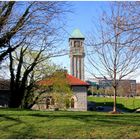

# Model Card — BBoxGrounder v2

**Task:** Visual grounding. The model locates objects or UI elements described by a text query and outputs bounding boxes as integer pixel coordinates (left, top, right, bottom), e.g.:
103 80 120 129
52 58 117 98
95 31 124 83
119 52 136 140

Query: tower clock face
74 41 80 47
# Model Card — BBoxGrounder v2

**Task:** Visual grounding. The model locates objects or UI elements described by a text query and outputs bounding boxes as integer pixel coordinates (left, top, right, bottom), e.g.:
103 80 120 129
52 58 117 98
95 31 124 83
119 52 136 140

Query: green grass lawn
0 109 140 139
88 96 140 112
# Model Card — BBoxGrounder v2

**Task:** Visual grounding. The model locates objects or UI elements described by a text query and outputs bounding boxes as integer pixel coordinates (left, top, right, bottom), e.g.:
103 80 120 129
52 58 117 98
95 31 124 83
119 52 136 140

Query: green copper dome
70 29 84 39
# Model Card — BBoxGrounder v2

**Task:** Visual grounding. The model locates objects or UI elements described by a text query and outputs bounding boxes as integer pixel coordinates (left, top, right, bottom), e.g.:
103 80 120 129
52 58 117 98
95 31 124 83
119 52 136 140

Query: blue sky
1 1 140 82
52 1 140 82
52 1 110 78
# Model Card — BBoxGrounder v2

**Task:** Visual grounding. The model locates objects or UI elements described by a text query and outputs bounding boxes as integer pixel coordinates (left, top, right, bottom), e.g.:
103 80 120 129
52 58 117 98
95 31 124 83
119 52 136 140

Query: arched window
70 95 78 109
46 96 55 109
74 41 80 47
46 98 51 109
71 98 74 108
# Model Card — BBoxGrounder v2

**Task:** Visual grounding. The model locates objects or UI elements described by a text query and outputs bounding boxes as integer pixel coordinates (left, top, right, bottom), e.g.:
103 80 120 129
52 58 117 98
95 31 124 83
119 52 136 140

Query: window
74 41 80 47
71 98 74 108
46 98 51 109
46 96 55 109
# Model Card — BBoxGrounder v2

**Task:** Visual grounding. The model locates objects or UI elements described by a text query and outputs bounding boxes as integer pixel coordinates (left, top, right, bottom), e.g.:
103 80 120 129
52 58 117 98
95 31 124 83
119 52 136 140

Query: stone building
33 73 89 111
66 74 88 111
32 29 88 111
0 29 89 111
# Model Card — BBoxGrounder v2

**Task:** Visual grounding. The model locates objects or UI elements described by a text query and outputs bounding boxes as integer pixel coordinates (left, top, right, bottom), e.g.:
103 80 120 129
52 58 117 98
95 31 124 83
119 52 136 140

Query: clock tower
69 29 85 80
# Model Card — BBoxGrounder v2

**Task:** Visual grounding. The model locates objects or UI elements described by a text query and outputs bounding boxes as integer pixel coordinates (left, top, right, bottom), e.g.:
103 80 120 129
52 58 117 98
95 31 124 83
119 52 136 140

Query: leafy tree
3 1 70 108
22 58 60 109
51 72 72 110
8 40 66 108
88 86 98 95
37 70 72 110
98 88 105 95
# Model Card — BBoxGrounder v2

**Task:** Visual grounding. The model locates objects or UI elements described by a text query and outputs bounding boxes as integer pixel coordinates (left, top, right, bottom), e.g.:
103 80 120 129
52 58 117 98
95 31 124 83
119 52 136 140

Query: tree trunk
9 88 25 108
113 87 117 112
23 96 39 109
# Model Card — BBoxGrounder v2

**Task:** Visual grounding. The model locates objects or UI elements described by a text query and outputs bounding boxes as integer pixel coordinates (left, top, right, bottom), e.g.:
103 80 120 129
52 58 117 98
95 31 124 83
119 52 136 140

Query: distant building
117 80 136 97
87 77 136 97
136 83 140 96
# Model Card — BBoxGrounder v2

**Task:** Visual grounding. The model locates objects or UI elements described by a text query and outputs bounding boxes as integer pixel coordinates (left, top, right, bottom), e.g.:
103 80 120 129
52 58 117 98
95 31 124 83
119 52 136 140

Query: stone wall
72 86 87 111
32 86 88 111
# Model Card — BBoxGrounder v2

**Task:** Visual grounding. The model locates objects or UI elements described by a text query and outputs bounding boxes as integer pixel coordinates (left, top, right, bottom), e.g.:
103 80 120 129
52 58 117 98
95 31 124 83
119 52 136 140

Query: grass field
0 109 140 139
88 96 140 112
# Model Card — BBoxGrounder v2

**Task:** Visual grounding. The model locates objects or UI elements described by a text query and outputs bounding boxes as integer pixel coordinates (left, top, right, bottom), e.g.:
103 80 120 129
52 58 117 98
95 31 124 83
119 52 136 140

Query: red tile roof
66 74 89 86
38 73 89 86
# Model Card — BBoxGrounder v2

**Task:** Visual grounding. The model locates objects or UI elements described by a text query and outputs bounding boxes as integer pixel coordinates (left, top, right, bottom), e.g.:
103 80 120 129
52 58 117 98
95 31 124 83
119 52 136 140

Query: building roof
70 29 84 39
66 74 89 86
38 73 89 86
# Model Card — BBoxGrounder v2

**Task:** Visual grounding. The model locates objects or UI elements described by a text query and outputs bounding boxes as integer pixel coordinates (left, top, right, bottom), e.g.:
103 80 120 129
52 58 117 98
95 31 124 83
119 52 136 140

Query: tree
37 70 72 110
8 34 67 108
4 1 69 108
50 71 72 110
88 86 98 96
0 1 68 62
105 87 114 96
118 2 140 41
22 58 61 109
9 43 45 108
117 81 131 97
87 2 140 113
98 88 105 95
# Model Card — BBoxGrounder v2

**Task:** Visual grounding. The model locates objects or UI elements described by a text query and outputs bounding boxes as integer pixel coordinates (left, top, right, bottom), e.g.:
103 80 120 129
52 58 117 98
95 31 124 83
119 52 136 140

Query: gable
37 73 89 87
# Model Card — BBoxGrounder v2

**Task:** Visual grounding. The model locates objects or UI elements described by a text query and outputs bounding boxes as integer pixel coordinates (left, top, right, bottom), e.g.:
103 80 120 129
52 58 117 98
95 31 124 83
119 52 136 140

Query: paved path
96 106 127 113
88 101 127 112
